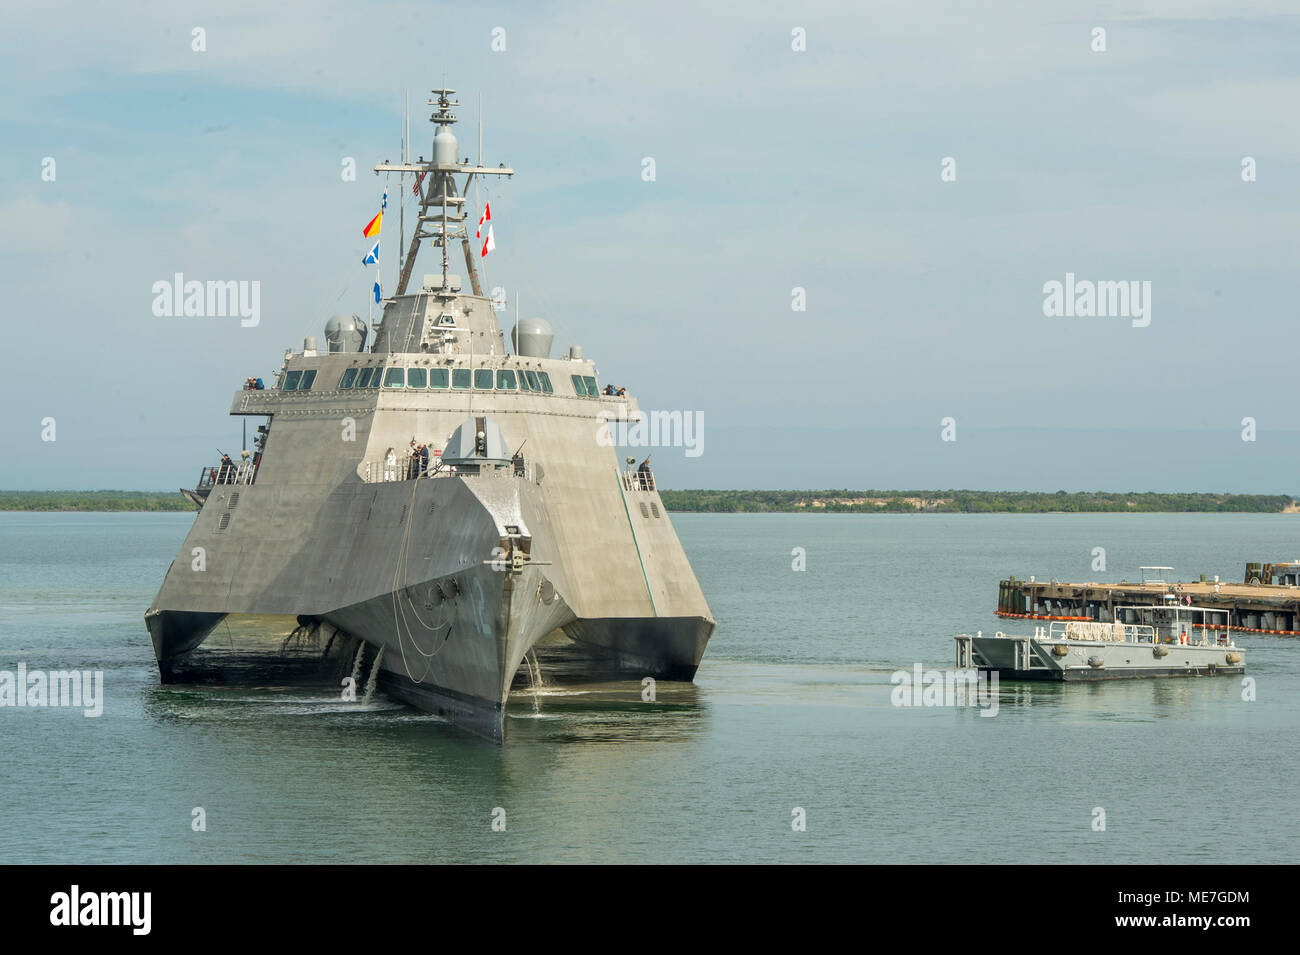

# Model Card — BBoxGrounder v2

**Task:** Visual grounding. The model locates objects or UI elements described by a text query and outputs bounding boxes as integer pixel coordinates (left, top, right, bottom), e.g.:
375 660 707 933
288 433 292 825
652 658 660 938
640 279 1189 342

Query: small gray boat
955 598 1245 680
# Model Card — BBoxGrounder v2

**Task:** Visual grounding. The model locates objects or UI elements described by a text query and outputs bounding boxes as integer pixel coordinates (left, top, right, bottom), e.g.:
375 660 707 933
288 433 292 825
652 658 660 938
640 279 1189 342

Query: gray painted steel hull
983 665 1246 681
957 633 1244 682
147 103 717 739
146 356 716 741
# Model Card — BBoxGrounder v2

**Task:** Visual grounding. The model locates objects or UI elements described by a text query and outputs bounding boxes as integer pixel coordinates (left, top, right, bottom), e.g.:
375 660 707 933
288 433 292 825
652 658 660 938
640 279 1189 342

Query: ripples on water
0 512 1296 863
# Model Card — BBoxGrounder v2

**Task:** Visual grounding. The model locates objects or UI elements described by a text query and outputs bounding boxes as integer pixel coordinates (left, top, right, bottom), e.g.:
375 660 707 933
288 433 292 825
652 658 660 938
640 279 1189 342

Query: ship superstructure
145 88 716 740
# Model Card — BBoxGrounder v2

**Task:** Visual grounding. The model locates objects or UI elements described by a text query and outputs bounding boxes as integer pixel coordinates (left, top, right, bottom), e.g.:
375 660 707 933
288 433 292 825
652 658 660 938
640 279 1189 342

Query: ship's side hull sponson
563 616 714 680
145 609 226 678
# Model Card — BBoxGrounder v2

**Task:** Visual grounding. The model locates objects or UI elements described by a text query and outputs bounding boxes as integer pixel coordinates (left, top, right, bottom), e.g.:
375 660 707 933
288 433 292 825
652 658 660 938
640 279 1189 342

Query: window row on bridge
334 365 559 393
281 369 317 391
570 374 601 397
281 365 603 397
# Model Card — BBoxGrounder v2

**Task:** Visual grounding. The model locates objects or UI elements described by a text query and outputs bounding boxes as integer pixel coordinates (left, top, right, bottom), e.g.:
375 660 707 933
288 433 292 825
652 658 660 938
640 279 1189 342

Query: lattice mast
373 88 514 298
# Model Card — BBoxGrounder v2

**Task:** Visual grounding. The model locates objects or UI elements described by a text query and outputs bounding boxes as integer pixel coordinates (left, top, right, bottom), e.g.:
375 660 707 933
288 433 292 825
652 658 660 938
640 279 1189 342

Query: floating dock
997 564 1300 636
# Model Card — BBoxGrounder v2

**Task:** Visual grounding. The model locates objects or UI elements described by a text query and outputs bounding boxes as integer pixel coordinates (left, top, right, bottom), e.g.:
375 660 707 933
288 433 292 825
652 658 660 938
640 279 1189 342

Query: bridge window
516 370 532 392
299 370 317 390
537 371 554 393
570 374 585 395
582 375 598 396
383 367 405 388
473 368 493 390
452 368 471 390
429 368 449 389
407 368 427 388
524 370 541 392
283 370 302 390
355 367 374 388
339 367 358 389
496 369 517 390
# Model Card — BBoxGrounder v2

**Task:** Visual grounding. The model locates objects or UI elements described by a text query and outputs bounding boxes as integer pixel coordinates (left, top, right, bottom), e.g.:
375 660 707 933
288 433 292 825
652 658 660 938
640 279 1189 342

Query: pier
997 564 1300 636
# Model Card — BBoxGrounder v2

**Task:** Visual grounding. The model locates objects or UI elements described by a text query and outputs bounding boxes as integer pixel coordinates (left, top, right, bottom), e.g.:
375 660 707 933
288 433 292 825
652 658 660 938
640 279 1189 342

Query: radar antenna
373 88 514 300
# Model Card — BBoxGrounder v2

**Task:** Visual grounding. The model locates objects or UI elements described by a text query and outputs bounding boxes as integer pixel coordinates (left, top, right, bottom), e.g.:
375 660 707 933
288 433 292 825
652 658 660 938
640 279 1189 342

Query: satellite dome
433 125 459 166
324 314 367 353
512 318 553 359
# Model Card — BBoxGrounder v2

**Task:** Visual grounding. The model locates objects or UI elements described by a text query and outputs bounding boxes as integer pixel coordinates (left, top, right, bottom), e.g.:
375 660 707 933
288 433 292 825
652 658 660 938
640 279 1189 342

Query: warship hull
147 385 715 741
147 87 716 739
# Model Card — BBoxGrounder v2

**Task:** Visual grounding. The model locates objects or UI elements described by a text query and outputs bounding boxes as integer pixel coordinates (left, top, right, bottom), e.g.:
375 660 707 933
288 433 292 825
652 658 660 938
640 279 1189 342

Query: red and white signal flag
477 202 495 257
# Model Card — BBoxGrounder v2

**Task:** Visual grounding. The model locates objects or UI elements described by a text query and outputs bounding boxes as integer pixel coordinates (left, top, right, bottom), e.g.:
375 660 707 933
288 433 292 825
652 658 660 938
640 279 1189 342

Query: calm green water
0 511 1296 864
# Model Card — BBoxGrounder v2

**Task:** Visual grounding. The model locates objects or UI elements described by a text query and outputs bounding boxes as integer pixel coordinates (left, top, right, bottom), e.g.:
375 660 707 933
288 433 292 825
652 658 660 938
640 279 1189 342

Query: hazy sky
2 1 1298 491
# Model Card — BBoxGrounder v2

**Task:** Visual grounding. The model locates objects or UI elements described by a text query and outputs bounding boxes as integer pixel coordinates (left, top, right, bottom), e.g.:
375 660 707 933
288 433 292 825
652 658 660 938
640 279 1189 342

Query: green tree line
1 489 1293 514
0 491 194 512
658 490 1296 514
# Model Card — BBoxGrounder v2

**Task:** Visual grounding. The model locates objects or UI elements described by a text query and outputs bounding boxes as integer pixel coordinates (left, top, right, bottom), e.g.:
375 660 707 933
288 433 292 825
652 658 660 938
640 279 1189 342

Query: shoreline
1 489 1295 515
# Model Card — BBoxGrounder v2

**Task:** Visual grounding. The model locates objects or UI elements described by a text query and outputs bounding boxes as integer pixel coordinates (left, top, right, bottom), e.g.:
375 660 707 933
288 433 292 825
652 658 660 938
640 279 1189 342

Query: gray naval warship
146 88 716 740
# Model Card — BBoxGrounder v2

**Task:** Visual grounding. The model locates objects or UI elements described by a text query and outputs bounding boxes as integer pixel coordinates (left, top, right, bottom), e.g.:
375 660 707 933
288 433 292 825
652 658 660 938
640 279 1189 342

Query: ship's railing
1208 628 1232 647
622 467 656 491
361 454 532 483
1113 603 1233 646
1047 620 1157 644
197 460 257 490
363 453 429 483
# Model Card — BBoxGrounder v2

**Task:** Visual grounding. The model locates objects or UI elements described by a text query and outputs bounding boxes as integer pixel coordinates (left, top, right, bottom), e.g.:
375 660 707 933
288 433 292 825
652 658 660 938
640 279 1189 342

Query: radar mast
373 88 514 299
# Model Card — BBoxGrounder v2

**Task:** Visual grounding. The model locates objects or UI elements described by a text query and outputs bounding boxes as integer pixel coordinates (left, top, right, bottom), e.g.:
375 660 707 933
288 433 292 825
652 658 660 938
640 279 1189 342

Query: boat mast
398 89 408 289
374 87 513 298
